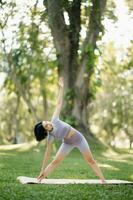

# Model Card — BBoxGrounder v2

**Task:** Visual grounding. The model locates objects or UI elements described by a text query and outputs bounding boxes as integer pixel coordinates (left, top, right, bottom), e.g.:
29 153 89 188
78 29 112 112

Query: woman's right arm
37 134 54 180
40 142 53 172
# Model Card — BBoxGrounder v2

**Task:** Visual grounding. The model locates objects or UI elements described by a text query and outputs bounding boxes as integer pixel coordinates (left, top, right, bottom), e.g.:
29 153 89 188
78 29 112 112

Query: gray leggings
56 131 90 156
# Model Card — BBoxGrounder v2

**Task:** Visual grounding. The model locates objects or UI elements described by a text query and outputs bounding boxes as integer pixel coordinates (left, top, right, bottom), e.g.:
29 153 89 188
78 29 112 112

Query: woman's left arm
52 77 64 119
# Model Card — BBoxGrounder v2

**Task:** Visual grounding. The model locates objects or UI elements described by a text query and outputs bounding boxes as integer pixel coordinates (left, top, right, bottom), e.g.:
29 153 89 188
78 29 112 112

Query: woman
34 77 106 183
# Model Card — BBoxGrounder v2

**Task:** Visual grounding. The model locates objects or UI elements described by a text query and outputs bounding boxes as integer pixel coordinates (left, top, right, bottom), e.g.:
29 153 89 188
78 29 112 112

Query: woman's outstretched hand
37 171 45 182
58 77 64 88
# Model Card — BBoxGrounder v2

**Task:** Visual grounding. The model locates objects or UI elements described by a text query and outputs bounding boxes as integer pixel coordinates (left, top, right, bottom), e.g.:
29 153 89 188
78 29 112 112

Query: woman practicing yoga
34 77 106 183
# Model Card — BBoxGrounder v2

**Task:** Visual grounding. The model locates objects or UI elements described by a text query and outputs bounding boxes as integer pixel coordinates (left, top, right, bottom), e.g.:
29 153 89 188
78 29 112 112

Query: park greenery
0 0 133 149
0 142 133 200
0 1 133 200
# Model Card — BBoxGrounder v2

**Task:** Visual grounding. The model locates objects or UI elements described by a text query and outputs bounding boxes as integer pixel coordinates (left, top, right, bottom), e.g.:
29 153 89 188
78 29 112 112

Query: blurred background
0 0 133 148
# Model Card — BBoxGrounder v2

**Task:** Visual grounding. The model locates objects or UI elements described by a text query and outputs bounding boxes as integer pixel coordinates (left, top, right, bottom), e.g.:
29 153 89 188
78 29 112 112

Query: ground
0 140 133 200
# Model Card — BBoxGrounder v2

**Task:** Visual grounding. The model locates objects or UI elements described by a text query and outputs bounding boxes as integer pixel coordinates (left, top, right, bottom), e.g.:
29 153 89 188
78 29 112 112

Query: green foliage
89 77 102 100
64 89 76 112
63 115 78 127
90 42 133 148
86 44 96 75
0 0 58 143
125 0 133 11
65 88 76 100
105 0 118 22
3 78 16 94
62 89 78 126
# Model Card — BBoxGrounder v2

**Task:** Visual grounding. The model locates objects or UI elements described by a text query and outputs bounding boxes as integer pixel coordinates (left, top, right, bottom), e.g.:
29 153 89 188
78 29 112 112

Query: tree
43 0 107 133
0 0 57 143
0 0 53 121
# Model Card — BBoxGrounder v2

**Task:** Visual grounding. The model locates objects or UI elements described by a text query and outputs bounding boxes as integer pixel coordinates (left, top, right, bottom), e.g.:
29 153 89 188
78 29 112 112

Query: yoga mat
17 176 133 185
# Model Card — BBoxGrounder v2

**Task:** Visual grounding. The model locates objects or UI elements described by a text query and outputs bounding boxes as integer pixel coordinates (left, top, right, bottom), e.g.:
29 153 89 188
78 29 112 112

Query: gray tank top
47 117 71 143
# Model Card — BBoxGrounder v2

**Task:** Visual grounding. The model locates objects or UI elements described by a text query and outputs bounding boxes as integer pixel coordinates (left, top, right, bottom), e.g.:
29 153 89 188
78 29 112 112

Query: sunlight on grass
0 152 16 156
130 175 133 179
98 163 120 171
0 141 37 151
102 148 133 163
101 148 118 158
17 141 38 152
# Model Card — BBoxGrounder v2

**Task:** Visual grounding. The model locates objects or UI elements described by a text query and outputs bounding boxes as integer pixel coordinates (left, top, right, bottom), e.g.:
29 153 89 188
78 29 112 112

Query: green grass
0 141 133 200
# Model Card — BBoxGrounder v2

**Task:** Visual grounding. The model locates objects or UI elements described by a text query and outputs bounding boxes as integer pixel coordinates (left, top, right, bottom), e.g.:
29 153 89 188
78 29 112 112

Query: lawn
0 140 133 200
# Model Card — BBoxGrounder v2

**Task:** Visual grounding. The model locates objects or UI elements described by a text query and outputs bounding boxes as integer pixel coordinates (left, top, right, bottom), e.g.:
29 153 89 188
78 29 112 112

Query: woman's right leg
42 143 74 178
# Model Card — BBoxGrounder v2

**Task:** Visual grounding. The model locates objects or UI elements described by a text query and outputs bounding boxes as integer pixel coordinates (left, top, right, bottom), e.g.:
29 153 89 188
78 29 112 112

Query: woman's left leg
81 150 106 182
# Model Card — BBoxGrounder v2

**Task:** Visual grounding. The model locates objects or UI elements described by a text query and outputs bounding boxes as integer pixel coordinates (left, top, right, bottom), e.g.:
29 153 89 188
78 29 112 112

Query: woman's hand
37 170 45 182
58 77 64 88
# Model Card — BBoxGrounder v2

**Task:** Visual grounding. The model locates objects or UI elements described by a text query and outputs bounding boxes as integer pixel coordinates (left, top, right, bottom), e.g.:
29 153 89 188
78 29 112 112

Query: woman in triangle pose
34 77 106 183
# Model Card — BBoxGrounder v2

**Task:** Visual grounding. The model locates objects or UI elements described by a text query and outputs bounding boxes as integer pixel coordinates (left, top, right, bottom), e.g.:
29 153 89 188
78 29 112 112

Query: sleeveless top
47 116 71 143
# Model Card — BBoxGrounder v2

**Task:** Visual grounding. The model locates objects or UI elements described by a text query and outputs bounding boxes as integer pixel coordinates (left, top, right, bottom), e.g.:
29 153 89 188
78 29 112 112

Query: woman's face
42 121 53 131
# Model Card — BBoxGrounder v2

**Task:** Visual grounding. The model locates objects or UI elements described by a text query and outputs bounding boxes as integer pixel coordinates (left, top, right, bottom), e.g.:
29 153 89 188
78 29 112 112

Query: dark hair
34 121 48 141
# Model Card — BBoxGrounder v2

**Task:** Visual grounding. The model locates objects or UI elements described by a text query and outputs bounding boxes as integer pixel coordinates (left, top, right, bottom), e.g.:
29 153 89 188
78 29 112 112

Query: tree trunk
44 0 107 133
129 140 132 149
12 95 20 144
72 0 107 127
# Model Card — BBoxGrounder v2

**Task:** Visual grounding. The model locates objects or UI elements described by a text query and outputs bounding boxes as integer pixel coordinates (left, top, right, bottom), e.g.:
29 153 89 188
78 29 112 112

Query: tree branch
46 0 70 54
82 0 107 53
67 0 81 54
77 0 107 87
75 0 107 104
